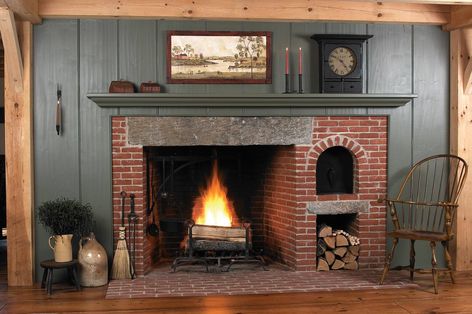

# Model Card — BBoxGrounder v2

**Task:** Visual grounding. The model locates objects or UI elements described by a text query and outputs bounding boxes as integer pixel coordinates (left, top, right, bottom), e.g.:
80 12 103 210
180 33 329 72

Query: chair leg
430 241 439 294
441 240 455 284
72 265 81 291
46 268 53 295
41 268 48 289
380 238 398 285
409 239 416 280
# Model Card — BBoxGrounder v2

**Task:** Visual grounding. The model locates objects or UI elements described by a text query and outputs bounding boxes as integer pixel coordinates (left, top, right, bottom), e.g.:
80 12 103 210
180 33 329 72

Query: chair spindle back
393 154 468 233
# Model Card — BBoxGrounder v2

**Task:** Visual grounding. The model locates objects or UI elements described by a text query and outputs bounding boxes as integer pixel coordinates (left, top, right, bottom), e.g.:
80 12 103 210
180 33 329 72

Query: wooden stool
40 259 80 295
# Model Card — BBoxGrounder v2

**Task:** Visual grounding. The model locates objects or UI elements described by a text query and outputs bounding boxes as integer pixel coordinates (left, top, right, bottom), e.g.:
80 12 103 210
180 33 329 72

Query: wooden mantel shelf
87 93 417 108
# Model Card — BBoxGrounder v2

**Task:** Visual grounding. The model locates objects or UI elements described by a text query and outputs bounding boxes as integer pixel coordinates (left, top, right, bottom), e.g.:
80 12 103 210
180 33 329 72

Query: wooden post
450 27 472 271
1 7 34 286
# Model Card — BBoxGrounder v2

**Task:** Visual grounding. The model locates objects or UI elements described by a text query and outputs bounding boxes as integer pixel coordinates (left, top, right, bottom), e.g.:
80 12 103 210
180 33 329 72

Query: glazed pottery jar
78 233 108 287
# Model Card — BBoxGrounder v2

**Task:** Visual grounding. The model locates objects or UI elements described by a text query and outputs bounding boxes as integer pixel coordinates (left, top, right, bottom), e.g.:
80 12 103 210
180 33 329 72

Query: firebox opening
316 146 354 195
145 145 279 265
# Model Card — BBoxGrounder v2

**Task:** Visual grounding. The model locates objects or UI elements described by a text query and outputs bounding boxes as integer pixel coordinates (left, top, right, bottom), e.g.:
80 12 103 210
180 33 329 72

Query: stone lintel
127 117 312 146
307 200 370 215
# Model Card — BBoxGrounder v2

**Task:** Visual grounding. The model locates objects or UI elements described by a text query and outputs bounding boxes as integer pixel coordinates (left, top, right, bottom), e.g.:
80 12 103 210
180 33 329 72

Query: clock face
328 47 356 76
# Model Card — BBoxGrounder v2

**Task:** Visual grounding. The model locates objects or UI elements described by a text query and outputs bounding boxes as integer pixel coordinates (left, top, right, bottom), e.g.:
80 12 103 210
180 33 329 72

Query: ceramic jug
48 234 73 262
78 232 108 287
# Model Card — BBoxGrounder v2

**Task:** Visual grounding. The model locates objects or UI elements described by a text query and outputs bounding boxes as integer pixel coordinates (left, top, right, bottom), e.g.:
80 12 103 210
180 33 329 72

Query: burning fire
192 161 238 227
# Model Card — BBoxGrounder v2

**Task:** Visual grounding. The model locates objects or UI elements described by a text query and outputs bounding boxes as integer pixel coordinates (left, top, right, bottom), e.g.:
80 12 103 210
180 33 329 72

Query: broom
111 191 133 279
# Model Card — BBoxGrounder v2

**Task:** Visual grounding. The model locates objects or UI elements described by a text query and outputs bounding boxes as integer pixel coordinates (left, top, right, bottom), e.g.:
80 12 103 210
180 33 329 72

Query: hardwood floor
1 270 472 313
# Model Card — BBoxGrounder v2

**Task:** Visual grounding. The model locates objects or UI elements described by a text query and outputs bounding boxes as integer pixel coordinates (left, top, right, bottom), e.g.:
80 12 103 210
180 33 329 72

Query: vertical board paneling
368 24 413 192
79 20 119 257
326 23 366 35
33 19 80 277
118 20 158 116
367 24 414 267
413 26 449 161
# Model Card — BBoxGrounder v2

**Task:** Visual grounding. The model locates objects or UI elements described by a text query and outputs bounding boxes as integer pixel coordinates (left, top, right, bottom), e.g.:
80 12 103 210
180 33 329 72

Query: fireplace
111 116 388 275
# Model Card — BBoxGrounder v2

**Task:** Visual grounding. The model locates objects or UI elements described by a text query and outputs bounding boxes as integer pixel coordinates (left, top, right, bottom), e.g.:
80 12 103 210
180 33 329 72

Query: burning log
190 223 249 251
188 221 249 251
192 224 246 242
317 226 360 271
172 219 266 272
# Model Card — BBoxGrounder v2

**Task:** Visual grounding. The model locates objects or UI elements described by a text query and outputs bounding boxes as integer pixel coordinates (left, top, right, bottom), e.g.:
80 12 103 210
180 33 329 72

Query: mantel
87 93 416 109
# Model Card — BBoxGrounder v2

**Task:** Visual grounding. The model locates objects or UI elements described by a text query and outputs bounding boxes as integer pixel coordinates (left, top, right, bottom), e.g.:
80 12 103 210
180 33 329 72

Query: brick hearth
106 267 416 299
111 116 388 276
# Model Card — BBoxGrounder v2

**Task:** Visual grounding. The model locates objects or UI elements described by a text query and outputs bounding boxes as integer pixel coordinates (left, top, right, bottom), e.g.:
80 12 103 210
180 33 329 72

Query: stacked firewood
316 224 359 271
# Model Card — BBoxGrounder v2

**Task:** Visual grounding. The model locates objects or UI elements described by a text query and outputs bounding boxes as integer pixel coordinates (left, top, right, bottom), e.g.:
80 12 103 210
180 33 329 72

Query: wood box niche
317 224 360 271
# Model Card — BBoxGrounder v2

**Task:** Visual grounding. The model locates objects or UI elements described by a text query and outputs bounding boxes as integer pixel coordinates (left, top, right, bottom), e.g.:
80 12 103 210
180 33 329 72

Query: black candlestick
298 73 303 94
284 73 290 93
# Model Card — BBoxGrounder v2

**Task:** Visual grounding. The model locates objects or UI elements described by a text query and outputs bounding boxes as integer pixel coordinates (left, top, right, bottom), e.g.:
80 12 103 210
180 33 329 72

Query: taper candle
298 47 302 74
285 47 289 74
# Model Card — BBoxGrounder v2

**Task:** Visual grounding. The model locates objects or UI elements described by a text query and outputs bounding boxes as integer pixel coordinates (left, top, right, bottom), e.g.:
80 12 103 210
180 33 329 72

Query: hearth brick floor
106 263 418 299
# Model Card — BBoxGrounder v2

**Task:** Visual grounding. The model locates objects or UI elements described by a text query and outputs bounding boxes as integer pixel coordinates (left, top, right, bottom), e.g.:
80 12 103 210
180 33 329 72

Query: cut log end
335 234 349 247
318 224 333 238
344 260 358 270
331 259 345 270
317 258 330 271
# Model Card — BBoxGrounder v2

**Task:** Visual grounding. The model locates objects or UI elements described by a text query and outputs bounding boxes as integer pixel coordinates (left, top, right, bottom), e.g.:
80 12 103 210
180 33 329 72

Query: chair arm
380 198 458 208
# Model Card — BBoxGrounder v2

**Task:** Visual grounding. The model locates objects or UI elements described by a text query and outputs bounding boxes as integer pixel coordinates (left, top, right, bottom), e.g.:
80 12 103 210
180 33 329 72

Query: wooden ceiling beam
444 5 472 30
350 0 470 4
0 0 40 24
37 0 450 25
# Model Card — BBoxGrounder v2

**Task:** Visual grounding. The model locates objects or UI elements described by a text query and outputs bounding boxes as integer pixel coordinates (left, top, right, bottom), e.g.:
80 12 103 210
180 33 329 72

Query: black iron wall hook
56 84 62 135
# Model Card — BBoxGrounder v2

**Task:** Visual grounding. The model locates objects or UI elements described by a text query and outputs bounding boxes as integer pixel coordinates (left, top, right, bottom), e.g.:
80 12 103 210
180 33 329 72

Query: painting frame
166 31 272 84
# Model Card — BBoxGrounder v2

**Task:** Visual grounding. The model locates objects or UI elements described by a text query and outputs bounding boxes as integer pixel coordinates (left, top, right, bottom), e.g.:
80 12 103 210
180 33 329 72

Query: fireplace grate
171 219 267 272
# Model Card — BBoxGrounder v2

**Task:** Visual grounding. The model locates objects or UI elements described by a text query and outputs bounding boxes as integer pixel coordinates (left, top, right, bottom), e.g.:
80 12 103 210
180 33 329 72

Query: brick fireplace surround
112 116 388 276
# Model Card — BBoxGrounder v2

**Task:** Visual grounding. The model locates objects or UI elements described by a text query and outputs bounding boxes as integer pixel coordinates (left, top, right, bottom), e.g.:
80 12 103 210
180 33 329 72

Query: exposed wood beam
38 0 450 25
465 58 472 94
444 5 472 30
351 0 469 4
450 27 472 271
4 18 34 286
0 8 22 91
0 0 40 24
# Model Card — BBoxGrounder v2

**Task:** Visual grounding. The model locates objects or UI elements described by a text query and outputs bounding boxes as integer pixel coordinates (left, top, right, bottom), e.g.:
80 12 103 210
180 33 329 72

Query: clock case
311 34 373 93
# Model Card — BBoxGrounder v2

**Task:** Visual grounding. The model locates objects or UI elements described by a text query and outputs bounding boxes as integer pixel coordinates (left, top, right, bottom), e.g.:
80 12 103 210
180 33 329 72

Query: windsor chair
379 154 468 294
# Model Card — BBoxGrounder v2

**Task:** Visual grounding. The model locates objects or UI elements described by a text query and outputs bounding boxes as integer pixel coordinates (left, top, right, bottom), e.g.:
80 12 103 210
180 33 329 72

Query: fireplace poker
128 193 138 279
111 191 133 279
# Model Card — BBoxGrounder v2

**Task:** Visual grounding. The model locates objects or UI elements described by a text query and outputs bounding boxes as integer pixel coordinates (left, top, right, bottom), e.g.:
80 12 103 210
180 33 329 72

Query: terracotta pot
78 233 108 287
48 234 73 262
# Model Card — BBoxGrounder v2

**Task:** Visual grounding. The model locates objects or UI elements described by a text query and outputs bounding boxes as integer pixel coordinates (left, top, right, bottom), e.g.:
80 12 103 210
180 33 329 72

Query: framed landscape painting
167 31 272 84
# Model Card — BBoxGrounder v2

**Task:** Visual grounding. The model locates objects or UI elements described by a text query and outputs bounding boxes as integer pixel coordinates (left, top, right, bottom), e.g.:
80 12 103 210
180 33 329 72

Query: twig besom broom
111 191 133 279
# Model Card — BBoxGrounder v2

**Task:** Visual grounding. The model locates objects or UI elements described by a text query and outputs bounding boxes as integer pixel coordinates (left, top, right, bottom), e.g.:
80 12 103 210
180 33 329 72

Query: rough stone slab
127 117 312 146
307 201 370 215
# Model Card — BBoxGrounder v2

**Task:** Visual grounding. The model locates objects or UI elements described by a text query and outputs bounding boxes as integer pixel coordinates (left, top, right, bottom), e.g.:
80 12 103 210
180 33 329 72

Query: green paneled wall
33 20 449 281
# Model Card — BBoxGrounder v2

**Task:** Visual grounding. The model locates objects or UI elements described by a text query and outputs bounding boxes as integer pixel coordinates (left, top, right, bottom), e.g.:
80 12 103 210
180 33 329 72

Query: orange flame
192 161 238 227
